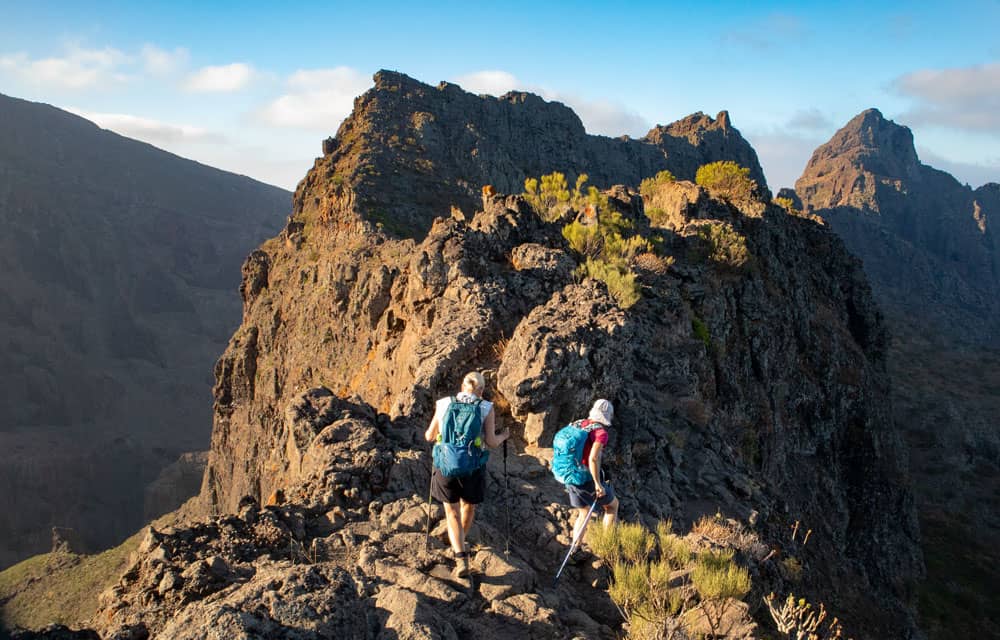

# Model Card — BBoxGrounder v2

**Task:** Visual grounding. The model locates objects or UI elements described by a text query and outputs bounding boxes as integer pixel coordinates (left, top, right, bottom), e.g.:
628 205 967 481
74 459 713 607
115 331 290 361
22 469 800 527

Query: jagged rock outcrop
0 93 290 569
301 70 768 239
794 108 1000 344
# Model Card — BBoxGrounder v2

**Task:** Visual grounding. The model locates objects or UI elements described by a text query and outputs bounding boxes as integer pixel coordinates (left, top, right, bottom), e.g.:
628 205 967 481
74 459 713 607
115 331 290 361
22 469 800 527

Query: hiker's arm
424 414 441 443
483 408 508 448
589 441 605 498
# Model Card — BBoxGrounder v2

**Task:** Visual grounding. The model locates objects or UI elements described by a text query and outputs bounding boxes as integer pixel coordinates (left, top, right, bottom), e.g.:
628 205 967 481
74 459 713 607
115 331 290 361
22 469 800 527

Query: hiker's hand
595 484 606 499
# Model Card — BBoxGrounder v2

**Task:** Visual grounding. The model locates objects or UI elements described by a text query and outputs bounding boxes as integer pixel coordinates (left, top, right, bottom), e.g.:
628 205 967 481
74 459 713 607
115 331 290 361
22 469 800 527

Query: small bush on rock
588 520 753 640
639 170 676 200
693 222 752 271
695 161 755 201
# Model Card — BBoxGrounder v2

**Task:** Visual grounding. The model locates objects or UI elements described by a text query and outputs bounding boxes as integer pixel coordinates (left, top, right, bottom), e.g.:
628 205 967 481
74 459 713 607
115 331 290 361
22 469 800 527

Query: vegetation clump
692 222 752 271
587 520 752 640
764 592 852 640
639 170 676 200
695 161 756 201
525 172 671 308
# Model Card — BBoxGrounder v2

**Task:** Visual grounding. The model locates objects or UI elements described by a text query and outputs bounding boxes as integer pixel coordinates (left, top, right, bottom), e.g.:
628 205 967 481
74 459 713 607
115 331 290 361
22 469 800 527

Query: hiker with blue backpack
551 399 619 573
424 371 509 579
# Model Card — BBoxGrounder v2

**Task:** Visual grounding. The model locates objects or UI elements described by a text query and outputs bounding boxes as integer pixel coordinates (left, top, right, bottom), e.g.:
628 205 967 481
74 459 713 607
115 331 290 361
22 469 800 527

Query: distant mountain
791 109 1000 638
794 108 1000 344
0 93 290 568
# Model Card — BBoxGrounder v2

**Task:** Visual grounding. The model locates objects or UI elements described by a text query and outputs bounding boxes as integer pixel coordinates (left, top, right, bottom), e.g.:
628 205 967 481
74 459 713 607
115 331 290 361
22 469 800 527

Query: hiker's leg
572 506 592 542
442 501 465 554
460 501 476 532
460 500 476 538
602 497 619 527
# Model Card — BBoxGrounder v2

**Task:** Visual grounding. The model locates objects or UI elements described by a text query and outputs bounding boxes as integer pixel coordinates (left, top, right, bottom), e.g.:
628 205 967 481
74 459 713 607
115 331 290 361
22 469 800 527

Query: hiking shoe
453 551 471 579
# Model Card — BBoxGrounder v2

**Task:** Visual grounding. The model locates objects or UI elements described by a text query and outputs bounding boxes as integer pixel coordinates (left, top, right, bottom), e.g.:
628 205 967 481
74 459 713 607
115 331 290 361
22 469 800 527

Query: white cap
588 399 614 426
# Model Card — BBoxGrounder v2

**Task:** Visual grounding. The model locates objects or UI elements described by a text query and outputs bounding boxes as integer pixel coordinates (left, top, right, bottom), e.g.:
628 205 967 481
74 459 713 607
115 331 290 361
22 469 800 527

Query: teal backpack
551 420 597 485
433 397 488 477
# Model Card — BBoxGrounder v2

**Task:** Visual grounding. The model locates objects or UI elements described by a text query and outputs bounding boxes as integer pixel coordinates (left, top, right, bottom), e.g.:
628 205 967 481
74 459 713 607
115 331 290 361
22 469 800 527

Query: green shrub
524 172 571 220
695 161 755 201
524 171 612 222
639 169 677 200
656 522 692 569
691 316 710 347
694 222 751 271
561 221 603 258
589 520 751 640
578 258 641 308
773 196 799 214
692 549 750 600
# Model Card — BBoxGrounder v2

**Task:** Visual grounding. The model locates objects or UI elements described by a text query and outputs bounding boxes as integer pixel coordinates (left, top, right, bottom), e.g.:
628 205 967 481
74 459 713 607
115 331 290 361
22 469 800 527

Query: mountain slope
793 109 1000 639
0 93 290 569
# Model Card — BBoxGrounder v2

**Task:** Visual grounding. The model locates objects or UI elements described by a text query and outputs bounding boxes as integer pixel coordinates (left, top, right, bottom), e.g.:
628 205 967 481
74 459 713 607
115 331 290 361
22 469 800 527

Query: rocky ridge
9 74 923 639
301 70 768 239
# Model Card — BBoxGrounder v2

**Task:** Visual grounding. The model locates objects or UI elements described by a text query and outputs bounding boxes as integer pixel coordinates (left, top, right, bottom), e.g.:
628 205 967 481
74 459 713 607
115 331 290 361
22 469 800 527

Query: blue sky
1 1 998 191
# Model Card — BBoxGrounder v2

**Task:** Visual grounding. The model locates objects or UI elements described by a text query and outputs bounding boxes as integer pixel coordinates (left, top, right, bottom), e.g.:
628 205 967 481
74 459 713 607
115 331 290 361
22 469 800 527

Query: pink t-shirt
580 420 609 466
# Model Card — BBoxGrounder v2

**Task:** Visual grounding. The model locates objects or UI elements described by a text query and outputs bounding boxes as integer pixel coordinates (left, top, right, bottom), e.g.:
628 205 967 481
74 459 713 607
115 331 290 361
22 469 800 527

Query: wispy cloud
787 108 834 131
184 63 255 92
892 62 1000 133
141 44 189 75
66 108 226 145
0 44 131 89
742 129 827 190
721 13 808 51
452 70 651 138
257 66 371 129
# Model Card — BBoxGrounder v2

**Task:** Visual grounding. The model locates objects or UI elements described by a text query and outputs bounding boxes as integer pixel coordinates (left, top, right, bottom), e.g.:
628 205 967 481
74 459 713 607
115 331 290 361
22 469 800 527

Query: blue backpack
433 397 489 477
551 420 597 485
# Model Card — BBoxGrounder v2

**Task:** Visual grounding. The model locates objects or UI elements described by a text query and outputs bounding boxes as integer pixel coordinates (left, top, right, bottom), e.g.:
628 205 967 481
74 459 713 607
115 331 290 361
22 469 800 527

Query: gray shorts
566 476 615 509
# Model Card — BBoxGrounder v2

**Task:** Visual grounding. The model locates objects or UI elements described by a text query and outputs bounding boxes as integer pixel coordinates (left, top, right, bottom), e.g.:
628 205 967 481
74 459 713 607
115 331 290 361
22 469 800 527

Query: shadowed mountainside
792 109 1000 639
0 93 289 569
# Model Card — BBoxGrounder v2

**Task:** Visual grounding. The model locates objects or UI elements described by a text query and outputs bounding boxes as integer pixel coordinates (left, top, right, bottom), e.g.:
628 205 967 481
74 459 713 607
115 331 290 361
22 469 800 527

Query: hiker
553 399 619 545
424 371 509 578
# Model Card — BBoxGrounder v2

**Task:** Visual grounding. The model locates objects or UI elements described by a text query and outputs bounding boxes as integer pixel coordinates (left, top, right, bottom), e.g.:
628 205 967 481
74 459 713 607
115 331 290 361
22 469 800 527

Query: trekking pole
553 499 598 587
503 439 510 556
424 461 434 551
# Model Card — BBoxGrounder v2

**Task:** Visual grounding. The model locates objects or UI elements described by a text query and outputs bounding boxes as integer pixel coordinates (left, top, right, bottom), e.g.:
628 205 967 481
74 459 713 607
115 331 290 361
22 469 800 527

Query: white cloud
0 44 131 89
66 108 226 145
257 66 371 129
453 70 519 96
893 62 1000 133
184 63 255 92
141 44 189 75
451 70 651 138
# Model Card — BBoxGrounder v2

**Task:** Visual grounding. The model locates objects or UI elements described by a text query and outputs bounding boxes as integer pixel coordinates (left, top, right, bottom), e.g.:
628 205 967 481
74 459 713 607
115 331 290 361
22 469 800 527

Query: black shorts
431 466 486 505
566 474 615 509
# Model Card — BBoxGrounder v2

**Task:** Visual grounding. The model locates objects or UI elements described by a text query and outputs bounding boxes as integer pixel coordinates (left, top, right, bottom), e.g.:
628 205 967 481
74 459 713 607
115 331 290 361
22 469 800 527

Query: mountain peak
312 73 767 239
